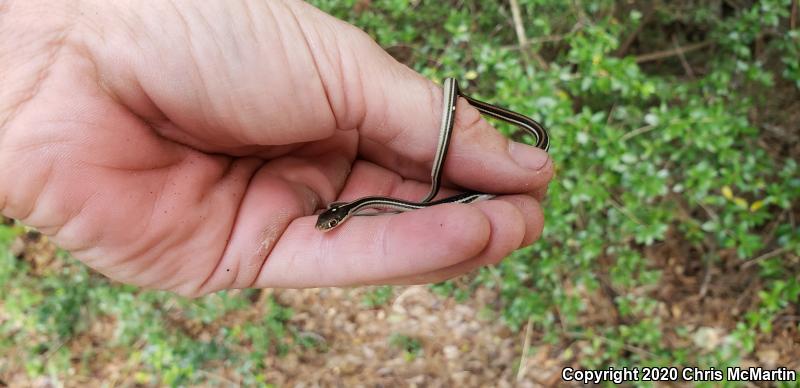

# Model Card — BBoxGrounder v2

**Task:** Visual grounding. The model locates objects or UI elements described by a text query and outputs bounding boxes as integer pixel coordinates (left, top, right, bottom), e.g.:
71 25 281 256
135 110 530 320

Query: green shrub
314 0 800 377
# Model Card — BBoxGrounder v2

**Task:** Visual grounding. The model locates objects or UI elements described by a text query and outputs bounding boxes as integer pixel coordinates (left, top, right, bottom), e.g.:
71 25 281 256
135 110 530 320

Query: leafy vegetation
362 285 395 308
2 0 799 386
0 223 318 386
321 0 800 382
389 334 424 361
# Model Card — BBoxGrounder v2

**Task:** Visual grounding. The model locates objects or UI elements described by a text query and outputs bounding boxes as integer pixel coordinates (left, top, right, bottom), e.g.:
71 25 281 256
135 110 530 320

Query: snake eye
328 219 338 228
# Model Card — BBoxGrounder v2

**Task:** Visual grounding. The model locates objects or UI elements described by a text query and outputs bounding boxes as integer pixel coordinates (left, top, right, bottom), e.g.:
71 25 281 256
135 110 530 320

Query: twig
754 209 789 253
672 35 695 78
508 0 530 69
619 124 655 142
41 337 68 363
297 331 328 347
109 338 151 387
500 34 567 50
776 315 800 323
526 34 567 46
698 202 719 221
607 196 642 225
571 0 590 25
509 0 528 49
197 369 238 388
742 246 792 269
697 202 737 243
617 4 656 57
606 103 617 126
698 253 714 298
565 331 657 358
489 266 504 292
597 274 624 325
508 0 549 69
516 317 535 381
635 41 712 63
432 39 455 73
576 202 586 230
763 123 800 142
553 300 568 332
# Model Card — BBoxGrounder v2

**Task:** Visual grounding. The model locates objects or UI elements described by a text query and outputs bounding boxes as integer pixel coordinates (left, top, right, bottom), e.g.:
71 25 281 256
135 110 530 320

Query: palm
39 96 359 294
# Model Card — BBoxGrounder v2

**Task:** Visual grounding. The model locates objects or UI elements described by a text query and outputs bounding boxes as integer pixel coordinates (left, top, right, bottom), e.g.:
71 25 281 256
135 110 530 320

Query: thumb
305 4 554 193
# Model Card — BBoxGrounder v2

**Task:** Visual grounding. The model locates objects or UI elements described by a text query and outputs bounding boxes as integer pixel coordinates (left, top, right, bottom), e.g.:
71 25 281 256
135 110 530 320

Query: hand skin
0 0 553 296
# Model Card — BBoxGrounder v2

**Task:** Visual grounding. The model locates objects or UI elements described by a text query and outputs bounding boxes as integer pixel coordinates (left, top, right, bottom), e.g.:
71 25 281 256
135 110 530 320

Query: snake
315 77 550 231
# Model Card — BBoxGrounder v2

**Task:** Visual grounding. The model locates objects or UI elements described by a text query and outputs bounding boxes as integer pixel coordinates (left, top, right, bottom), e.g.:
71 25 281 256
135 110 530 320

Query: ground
3 229 799 386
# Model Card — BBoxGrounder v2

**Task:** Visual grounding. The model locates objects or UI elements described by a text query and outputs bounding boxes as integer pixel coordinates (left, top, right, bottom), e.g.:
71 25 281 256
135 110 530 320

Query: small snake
316 77 550 231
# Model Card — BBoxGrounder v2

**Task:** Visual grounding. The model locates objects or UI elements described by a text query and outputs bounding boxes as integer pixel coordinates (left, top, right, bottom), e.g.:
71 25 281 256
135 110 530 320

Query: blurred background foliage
1 0 799 386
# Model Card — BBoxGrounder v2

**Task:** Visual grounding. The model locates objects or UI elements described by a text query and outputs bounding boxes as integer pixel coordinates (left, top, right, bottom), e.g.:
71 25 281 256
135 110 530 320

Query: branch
516 317 535 381
508 0 549 69
742 247 793 269
565 331 657 358
500 35 566 50
673 35 696 78
617 4 657 57
634 41 712 63
619 124 655 142
509 0 528 48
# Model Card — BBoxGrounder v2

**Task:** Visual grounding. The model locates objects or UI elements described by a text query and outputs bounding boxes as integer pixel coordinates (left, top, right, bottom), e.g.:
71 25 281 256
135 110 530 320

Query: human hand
0 0 553 296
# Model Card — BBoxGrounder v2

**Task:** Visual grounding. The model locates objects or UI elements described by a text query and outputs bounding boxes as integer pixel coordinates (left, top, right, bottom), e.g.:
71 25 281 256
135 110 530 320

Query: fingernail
509 141 550 170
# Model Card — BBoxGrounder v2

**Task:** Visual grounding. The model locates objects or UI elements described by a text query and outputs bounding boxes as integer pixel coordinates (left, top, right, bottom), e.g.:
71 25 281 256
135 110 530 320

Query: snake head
315 204 349 231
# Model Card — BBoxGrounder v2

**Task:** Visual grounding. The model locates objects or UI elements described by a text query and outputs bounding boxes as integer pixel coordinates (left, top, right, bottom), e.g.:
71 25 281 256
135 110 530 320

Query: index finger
356 70 554 195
